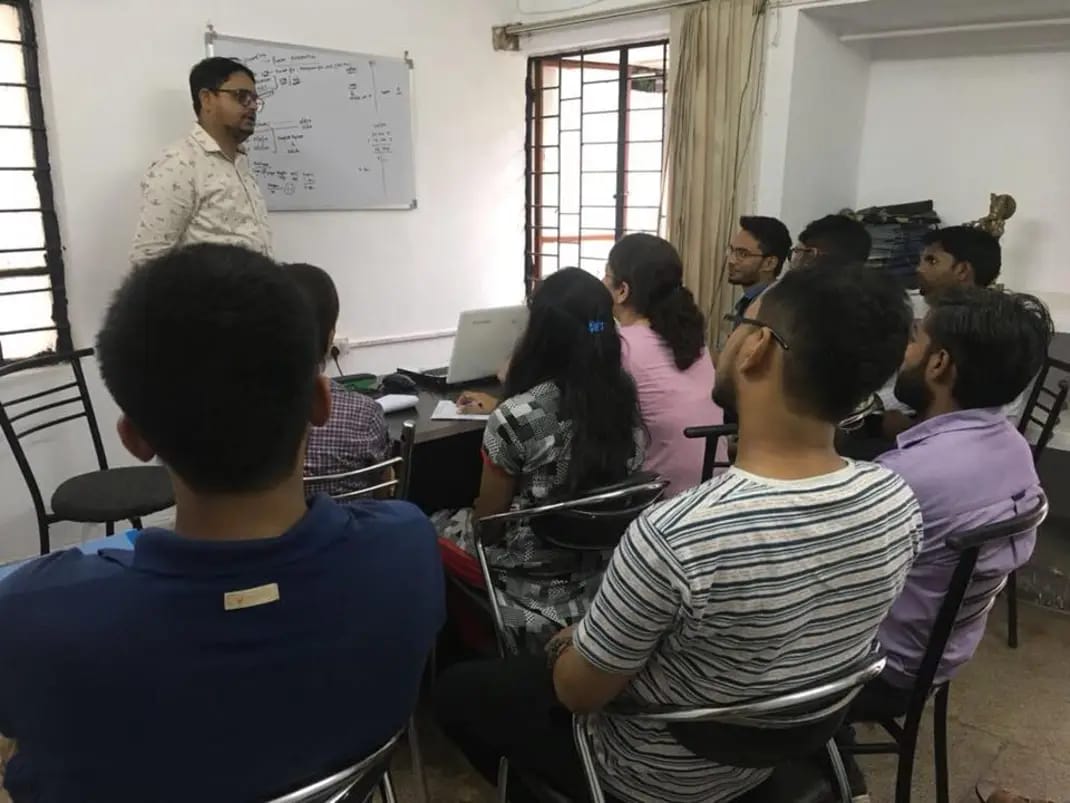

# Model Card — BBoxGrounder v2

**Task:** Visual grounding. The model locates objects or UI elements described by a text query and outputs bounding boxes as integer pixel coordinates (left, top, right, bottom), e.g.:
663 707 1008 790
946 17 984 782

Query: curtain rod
493 0 698 50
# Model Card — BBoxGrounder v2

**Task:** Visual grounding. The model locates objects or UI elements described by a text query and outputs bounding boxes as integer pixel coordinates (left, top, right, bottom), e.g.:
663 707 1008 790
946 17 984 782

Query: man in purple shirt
844 286 1052 797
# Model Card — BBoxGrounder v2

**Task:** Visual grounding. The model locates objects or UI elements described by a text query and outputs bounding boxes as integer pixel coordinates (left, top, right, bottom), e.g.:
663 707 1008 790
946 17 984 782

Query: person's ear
310 374 331 427
737 328 776 378
117 415 156 463
952 260 974 285
927 348 955 386
761 255 779 276
615 280 631 306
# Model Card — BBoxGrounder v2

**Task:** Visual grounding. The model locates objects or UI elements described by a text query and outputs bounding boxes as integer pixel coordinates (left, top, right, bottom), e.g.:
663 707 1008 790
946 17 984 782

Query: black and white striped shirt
574 460 922 803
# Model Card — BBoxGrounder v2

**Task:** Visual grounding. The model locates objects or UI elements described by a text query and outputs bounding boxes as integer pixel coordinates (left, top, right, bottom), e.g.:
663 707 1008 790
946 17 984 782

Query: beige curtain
665 0 768 348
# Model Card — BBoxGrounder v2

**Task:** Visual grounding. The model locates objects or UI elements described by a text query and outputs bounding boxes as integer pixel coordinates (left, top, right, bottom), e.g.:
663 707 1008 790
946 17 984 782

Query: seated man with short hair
790 213 872 269
856 288 1051 717
0 244 444 802
434 262 922 803
284 262 390 497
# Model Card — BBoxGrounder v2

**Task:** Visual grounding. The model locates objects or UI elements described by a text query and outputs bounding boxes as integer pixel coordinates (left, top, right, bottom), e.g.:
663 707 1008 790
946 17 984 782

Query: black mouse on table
380 372 418 395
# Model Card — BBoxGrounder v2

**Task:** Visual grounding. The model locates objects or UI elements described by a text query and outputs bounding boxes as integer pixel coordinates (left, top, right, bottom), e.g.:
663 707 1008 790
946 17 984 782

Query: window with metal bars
524 40 669 292
0 0 70 363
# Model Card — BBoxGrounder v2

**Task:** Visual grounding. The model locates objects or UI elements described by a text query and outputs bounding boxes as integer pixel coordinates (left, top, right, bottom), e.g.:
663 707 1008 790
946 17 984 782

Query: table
383 384 499 513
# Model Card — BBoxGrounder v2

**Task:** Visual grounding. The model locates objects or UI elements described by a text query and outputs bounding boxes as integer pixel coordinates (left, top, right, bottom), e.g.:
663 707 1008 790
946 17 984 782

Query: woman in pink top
603 234 725 495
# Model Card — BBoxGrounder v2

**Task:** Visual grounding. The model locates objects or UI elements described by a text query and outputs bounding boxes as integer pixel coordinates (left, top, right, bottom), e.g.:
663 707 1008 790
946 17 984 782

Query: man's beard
712 374 738 417
893 362 932 414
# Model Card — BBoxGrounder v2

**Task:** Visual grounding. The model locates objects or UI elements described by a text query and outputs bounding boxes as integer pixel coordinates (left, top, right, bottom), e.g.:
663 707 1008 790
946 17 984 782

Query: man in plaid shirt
285 263 389 497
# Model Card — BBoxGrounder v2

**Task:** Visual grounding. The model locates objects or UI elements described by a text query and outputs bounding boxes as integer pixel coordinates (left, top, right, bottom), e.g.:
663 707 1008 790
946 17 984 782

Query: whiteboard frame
204 27 417 212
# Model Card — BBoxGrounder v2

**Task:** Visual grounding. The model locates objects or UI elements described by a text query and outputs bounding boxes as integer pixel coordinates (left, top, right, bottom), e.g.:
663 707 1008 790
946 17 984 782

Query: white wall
778 11 869 237
0 0 526 562
856 50 1070 330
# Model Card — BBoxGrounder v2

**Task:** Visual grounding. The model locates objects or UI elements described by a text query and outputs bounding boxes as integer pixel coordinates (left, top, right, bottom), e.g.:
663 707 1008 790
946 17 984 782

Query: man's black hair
799 214 872 265
284 263 339 358
97 244 320 493
922 226 1002 287
925 287 1053 408
739 215 792 276
759 259 912 421
189 57 256 115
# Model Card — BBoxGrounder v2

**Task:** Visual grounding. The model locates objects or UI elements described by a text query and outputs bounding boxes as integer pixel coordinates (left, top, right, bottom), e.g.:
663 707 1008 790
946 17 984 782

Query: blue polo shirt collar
116 495 344 577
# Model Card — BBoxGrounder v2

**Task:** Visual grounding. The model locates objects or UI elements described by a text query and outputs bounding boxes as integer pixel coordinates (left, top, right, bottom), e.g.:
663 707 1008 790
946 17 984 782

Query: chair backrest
1018 356 1070 461
0 348 109 529
477 472 669 552
683 423 737 483
603 653 887 769
263 730 401 803
906 494 1048 714
303 420 416 502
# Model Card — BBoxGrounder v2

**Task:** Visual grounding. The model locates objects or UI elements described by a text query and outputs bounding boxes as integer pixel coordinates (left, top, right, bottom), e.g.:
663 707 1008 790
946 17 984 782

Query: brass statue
969 193 1017 239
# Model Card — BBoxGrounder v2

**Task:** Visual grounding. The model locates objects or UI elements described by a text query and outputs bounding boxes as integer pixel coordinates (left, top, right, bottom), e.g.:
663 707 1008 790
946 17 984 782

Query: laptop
400 305 528 387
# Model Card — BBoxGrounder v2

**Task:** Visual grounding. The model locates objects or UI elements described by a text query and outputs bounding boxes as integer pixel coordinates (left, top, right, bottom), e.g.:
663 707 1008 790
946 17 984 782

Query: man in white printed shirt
130 58 272 264
434 261 923 803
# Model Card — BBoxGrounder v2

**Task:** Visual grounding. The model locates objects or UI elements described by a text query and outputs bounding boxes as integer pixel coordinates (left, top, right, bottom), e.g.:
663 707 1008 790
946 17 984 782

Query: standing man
130 58 272 264
725 215 792 325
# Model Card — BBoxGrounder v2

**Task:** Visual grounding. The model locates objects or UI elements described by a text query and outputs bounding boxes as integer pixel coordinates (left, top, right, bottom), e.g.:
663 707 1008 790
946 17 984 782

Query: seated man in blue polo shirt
0 244 444 802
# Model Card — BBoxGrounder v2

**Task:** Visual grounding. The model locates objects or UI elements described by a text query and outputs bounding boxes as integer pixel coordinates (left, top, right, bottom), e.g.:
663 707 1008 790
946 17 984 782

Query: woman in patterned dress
435 268 645 650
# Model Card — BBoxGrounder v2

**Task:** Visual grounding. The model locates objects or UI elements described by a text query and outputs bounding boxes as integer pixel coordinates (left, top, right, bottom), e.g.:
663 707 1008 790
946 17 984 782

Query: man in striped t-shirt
435 262 922 803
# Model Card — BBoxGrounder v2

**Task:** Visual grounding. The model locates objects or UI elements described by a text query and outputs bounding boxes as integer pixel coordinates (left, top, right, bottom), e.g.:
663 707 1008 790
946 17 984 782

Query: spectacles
214 88 264 111
725 246 766 260
737 316 790 351
790 245 821 261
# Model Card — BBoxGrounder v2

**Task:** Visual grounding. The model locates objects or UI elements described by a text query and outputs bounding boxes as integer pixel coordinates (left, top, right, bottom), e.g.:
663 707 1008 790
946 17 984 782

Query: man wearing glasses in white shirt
131 58 273 264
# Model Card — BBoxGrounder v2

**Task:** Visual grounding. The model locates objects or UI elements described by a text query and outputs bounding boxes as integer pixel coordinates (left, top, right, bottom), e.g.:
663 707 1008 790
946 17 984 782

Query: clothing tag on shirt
223 583 280 611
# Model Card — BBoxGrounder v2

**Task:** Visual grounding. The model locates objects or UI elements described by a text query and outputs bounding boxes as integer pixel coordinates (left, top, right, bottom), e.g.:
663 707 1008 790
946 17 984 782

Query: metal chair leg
826 738 852 803
105 520 115 536
129 516 143 530
496 756 509 803
379 770 397 803
933 687 950 803
895 714 919 803
1006 570 1019 648
572 715 606 803
407 716 428 803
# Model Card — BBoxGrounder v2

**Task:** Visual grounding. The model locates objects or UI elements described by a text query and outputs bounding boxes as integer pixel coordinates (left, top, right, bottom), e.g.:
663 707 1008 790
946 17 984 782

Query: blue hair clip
588 320 606 334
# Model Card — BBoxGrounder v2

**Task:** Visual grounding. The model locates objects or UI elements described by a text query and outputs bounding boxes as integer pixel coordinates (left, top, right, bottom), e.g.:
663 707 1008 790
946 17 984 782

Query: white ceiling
809 0 1070 35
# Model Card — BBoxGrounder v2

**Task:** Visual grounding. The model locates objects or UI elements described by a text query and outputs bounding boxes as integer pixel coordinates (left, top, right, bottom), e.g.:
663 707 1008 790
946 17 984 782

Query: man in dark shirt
0 244 444 803
791 214 872 269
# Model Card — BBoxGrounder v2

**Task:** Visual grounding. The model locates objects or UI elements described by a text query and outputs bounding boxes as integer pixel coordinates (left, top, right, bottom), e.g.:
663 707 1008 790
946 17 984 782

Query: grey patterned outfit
435 381 644 649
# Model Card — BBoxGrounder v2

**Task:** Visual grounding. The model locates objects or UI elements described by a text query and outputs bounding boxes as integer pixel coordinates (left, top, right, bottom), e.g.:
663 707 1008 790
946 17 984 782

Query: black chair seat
51 466 174 523
734 760 833 803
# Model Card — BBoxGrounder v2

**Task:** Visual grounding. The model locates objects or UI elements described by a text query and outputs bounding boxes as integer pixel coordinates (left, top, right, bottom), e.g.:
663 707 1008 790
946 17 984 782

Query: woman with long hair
436 268 645 648
604 233 724 495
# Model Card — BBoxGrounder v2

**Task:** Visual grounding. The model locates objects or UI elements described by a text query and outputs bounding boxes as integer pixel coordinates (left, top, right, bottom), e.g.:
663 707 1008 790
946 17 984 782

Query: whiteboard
206 32 416 211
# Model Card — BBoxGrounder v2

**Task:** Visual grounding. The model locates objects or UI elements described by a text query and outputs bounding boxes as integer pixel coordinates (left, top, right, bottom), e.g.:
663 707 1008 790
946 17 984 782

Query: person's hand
456 391 498 415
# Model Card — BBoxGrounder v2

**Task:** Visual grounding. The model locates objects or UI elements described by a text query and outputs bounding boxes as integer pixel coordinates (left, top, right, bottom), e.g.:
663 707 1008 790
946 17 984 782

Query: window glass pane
559 131 580 213
536 229 558 256
0 42 25 84
580 172 617 207
581 81 618 114
626 207 661 232
627 45 667 70
0 211 44 250
582 111 617 143
539 63 559 91
625 141 663 172
538 206 558 229
628 108 664 142
0 169 39 210
538 255 559 275
625 172 662 208
537 86 559 117
0 277 54 359
540 174 559 212
559 242 579 269
583 49 620 68
629 81 665 110
0 6 21 41
560 98 580 131
0 247 43 269
0 85 29 125
538 146 558 174
581 206 615 229
582 143 617 172
560 62 581 99
539 119 558 147
559 211 579 238
579 235 613 262
579 257 606 277
0 128 33 167
0 330 55 361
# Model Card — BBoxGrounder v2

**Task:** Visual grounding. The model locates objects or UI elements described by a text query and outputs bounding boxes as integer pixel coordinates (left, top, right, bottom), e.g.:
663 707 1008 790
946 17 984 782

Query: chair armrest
683 423 738 440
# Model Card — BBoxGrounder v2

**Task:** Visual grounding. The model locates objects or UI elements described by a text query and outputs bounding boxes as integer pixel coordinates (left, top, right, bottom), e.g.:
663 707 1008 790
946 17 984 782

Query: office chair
573 654 888 803
0 348 174 554
264 730 402 803
1008 356 1069 648
842 495 1048 803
